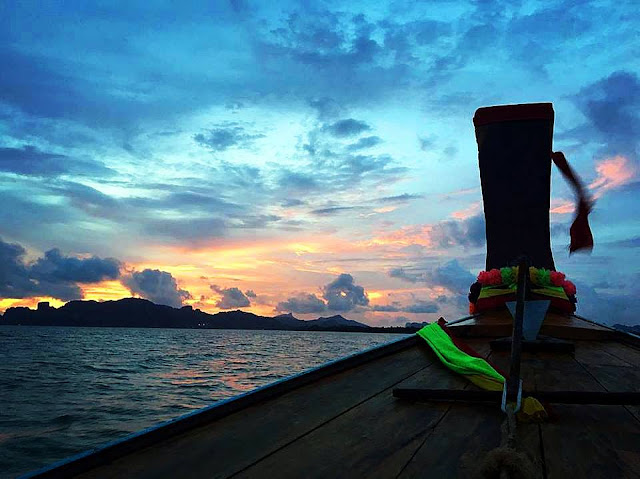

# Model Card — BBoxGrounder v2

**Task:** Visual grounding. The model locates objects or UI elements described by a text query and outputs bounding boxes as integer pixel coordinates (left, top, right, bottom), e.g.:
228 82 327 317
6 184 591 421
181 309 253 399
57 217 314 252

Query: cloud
389 267 420 283
194 123 265 151
606 236 640 248
324 119 371 137
589 155 636 199
277 170 319 193
143 217 228 243
372 300 439 313
429 260 476 292
378 193 423 203
311 206 358 216
402 301 439 314
443 145 458 159
281 198 306 207
245 289 257 298
390 259 475 293
346 136 382 151
372 303 403 312
322 273 369 311
276 293 327 314
0 237 121 301
571 71 640 160
419 137 434 151
574 281 639 326
0 145 114 177
308 97 343 120
0 238 76 300
211 285 251 309
29 248 120 283
123 269 191 308
373 214 485 250
429 214 485 248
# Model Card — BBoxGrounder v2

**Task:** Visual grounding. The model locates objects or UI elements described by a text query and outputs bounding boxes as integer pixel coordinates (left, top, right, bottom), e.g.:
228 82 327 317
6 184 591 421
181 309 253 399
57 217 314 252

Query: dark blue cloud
230 213 281 229
419 137 434 151
0 238 55 299
606 236 640 248
573 71 640 160
429 214 486 249
308 97 343 120
390 259 475 293
0 237 120 301
346 136 382 151
30 248 120 283
276 293 327 314
323 273 369 312
401 301 439 314
372 300 439 313
325 119 371 137
0 46 83 121
211 285 251 309
428 260 475 292
280 198 306 207
378 193 423 203
277 171 319 192
143 217 228 243
389 267 420 283
310 206 358 216
123 269 191 308
0 146 114 177
194 124 265 151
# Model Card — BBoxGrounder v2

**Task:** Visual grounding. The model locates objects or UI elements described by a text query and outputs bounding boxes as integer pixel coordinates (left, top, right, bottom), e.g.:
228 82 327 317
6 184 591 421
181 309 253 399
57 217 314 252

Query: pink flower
562 280 576 296
550 271 566 286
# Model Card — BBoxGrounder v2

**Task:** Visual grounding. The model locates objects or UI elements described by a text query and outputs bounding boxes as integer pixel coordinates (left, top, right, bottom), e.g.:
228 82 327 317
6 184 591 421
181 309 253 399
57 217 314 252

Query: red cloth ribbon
551 151 594 253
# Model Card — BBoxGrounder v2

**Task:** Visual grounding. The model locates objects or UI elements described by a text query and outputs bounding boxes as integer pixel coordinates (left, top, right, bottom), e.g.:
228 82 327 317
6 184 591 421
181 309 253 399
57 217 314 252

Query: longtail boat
24 104 640 478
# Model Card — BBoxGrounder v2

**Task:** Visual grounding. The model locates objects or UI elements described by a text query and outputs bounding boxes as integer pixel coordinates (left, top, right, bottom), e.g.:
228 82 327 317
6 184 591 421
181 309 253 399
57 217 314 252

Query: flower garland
476 266 576 297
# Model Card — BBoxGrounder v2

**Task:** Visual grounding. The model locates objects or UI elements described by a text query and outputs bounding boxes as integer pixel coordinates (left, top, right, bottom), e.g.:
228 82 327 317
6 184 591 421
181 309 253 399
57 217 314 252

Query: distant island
613 323 640 336
0 298 424 333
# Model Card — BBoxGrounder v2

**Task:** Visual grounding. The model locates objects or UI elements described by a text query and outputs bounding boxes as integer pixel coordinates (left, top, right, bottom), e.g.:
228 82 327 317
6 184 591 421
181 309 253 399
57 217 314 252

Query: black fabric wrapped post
474 103 555 271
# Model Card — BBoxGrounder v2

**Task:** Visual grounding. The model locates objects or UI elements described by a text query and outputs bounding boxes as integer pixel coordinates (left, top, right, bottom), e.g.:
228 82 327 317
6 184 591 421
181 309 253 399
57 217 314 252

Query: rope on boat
475 404 537 479
476 257 537 479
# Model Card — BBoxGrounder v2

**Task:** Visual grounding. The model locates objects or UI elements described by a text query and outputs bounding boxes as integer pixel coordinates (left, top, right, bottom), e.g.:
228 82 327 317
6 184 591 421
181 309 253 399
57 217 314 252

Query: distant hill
613 324 640 336
0 298 382 332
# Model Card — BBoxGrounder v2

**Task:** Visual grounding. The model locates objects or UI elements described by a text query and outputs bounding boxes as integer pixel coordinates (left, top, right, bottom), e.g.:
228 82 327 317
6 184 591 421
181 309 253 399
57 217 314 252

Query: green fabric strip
416 323 504 384
532 286 568 300
479 286 515 298
478 284 568 301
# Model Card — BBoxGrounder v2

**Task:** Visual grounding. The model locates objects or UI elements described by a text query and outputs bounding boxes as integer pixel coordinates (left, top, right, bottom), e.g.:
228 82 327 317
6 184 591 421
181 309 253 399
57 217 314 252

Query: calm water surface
0 326 405 478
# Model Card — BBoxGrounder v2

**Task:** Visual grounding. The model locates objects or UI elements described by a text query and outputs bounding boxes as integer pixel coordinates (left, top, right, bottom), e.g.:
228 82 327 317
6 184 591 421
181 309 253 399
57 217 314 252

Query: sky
0 0 638 326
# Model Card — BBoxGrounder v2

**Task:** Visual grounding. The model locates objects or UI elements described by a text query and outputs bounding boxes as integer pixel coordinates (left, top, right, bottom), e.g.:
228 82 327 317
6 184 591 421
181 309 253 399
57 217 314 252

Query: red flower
488 269 503 285
562 280 576 296
477 271 491 285
550 271 566 286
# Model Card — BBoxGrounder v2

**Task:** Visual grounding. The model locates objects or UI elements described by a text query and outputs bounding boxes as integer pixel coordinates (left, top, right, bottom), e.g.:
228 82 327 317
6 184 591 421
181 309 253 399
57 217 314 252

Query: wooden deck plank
75 344 433 479
573 341 640 428
233 356 468 478
232 341 491 479
398 348 544 479
596 341 640 368
449 311 616 340
533 345 640 479
573 341 633 367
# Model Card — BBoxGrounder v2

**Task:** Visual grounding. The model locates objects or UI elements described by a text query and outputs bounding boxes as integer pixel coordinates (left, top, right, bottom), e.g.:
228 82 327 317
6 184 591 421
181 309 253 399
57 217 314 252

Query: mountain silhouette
0 298 374 331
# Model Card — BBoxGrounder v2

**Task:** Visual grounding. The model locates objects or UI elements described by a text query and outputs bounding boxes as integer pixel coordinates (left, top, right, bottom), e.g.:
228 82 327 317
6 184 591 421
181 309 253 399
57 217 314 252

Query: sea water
0 326 404 478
